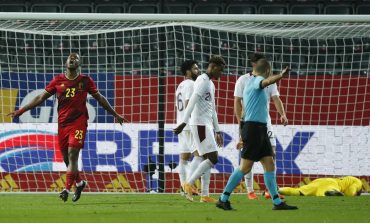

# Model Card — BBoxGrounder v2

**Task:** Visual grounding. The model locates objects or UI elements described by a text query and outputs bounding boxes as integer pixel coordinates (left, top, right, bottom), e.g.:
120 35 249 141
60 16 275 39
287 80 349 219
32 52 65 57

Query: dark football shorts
241 121 273 161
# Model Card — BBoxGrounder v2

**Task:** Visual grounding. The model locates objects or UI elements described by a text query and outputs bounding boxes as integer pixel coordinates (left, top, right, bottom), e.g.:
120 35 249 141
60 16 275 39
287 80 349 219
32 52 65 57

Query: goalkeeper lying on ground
279 176 363 196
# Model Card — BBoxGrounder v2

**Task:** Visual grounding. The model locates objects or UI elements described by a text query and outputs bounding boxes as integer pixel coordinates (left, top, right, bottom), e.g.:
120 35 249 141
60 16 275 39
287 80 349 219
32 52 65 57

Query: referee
217 59 298 211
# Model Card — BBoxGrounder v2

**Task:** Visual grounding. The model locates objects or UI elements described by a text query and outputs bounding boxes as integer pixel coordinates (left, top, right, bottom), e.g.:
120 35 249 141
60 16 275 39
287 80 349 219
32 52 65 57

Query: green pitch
0 194 369 223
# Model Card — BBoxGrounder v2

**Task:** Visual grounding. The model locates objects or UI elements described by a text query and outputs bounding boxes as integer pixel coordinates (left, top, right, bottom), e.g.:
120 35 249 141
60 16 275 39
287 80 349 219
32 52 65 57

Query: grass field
0 193 369 223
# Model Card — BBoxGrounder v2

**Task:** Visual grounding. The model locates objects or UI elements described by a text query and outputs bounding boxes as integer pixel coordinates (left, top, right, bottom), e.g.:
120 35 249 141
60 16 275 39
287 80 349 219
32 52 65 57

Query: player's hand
280 115 288 126
280 66 290 77
173 123 186 135
115 115 129 125
215 132 224 147
7 108 25 118
236 138 243 150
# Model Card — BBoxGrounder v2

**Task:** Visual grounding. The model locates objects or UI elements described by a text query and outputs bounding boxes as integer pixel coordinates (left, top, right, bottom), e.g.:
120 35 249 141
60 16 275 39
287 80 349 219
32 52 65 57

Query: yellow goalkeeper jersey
298 176 362 196
335 176 363 196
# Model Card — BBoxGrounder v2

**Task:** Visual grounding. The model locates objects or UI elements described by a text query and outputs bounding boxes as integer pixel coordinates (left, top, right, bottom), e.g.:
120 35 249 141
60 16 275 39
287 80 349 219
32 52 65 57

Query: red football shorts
58 116 88 151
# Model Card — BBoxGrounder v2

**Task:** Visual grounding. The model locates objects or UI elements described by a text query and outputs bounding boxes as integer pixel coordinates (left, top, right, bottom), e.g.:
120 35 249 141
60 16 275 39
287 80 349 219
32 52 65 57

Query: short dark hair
250 53 265 64
209 55 226 67
181 60 198 75
255 58 271 74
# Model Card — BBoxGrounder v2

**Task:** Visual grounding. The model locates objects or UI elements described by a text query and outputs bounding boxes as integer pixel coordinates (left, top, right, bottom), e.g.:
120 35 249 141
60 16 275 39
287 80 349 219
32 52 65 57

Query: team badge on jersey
78 82 84 90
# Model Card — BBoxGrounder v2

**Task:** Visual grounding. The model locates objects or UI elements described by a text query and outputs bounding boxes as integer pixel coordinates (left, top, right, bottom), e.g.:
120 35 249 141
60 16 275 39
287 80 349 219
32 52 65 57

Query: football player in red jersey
8 53 128 202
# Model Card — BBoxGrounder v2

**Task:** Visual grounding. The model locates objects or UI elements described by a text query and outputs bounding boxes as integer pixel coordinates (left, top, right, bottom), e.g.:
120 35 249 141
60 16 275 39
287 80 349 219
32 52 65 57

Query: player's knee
208 156 218 165
204 151 218 165
271 152 276 160
68 148 80 162
209 158 218 165
181 153 191 161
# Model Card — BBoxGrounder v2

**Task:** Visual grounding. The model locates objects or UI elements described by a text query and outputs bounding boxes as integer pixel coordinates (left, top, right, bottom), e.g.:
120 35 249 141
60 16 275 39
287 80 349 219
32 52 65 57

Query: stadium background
0 0 369 193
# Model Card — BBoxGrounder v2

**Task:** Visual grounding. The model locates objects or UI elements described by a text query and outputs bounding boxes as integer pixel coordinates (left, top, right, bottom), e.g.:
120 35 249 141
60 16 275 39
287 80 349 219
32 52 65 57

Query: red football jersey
45 73 98 127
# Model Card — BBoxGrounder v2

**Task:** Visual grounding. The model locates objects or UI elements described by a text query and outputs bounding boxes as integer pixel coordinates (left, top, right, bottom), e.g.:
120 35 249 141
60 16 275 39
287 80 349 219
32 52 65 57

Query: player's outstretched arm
91 92 129 125
272 96 288 126
7 91 52 118
261 66 290 88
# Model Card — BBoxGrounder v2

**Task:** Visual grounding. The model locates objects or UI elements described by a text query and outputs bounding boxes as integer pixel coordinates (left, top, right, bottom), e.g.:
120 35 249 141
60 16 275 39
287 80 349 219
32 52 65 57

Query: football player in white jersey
174 55 226 202
234 53 288 200
176 60 200 197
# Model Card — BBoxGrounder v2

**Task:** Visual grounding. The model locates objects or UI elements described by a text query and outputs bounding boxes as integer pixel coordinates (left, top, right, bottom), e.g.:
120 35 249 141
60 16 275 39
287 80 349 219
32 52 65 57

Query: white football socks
245 170 254 193
178 159 188 187
201 168 211 196
188 159 213 185
186 156 203 182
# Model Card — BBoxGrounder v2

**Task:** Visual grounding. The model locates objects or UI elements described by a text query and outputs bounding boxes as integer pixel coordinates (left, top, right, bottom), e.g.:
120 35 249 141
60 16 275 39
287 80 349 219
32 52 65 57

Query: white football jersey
234 72 252 98
176 79 194 130
264 82 280 125
189 73 216 126
236 73 280 126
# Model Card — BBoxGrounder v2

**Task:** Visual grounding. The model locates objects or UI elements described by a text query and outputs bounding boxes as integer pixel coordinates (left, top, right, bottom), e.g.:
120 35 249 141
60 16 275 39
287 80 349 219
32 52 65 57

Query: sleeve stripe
259 80 265 89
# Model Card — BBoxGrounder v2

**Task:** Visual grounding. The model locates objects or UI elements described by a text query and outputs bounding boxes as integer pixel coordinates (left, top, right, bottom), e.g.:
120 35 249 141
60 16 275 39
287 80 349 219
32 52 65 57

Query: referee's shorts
241 121 273 161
